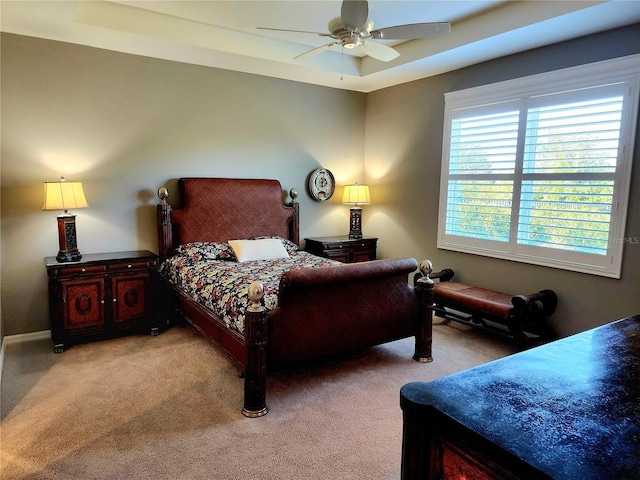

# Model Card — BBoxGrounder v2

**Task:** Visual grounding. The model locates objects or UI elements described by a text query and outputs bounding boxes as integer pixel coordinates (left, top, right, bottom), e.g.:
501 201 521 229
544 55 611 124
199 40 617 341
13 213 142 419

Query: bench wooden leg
506 313 530 350
511 289 559 348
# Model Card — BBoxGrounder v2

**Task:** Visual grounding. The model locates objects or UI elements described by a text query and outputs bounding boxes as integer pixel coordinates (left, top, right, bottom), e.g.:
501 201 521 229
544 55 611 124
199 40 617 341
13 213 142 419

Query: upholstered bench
415 262 557 349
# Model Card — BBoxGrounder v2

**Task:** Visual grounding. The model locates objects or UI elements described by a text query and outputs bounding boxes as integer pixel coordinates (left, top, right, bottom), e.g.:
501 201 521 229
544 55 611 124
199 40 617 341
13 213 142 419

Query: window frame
437 55 640 278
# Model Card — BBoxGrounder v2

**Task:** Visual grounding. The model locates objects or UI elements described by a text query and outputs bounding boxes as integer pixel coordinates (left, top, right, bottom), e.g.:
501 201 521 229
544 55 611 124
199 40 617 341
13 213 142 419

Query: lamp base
348 207 363 239
55 213 83 263
56 250 83 263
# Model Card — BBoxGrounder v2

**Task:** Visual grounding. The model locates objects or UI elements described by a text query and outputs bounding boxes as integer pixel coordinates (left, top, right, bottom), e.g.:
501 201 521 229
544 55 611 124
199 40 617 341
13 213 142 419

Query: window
438 55 640 278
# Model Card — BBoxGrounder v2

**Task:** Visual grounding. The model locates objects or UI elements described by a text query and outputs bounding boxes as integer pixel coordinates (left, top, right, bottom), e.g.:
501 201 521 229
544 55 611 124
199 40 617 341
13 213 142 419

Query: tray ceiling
2 1 639 92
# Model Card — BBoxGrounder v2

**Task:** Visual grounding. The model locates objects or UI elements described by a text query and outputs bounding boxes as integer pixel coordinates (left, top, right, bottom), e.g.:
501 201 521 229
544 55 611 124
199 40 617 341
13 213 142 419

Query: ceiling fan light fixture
341 35 361 48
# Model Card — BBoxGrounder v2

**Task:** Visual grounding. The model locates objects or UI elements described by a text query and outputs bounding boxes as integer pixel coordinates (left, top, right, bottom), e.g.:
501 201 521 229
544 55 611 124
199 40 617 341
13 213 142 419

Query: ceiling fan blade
371 22 451 40
256 26 331 37
341 0 368 31
294 42 338 60
361 41 399 62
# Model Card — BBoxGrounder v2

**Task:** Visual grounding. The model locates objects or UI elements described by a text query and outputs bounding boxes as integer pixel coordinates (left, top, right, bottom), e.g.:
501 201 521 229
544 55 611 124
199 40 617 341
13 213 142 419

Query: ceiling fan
256 0 450 62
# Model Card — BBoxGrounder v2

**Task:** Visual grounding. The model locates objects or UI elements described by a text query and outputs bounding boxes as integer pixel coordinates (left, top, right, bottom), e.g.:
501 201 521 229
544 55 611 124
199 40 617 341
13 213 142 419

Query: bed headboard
157 177 299 259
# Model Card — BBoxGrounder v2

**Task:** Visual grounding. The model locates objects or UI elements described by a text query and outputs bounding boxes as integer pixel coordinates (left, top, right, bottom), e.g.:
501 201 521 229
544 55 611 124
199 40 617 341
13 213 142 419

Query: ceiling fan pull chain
341 46 344 80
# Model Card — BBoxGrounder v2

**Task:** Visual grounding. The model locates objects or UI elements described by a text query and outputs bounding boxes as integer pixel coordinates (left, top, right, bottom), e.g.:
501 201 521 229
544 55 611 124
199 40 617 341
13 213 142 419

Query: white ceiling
2 1 639 92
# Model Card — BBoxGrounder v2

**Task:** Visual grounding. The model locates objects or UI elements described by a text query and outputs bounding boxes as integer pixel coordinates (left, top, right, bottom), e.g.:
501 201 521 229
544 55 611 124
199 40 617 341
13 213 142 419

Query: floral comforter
159 239 339 335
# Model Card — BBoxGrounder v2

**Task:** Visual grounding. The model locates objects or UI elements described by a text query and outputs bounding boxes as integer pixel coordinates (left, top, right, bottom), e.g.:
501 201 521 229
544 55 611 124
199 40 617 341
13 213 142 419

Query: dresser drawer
349 240 375 250
108 259 156 272
47 264 107 278
324 241 350 250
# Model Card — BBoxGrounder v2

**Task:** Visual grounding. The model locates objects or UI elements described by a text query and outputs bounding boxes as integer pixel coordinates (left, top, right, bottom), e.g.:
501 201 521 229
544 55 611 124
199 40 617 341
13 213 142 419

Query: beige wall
2 24 639 340
1 34 365 336
365 24 640 335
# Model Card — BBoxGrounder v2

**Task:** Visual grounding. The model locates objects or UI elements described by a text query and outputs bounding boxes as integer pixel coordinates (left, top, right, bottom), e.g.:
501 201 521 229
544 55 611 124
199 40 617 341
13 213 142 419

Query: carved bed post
288 188 300 246
156 187 178 328
157 187 173 261
242 282 269 418
413 260 434 363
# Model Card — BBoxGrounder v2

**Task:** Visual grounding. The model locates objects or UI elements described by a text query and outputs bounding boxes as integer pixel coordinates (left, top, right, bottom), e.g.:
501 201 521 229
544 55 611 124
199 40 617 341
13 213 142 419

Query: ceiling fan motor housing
328 16 373 48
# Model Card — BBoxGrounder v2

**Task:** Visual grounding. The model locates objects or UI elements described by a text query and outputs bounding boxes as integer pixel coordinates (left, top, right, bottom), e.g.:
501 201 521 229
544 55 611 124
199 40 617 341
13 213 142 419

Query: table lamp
342 183 370 239
43 176 89 262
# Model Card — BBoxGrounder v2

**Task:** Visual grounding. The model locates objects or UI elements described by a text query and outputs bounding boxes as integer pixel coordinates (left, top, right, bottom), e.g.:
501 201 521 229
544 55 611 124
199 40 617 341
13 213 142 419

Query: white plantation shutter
438 55 640 278
517 88 623 255
446 108 518 243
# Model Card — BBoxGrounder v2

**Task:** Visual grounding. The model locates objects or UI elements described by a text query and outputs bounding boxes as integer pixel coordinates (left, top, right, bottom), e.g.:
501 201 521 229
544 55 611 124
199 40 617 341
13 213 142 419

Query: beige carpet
1 322 513 480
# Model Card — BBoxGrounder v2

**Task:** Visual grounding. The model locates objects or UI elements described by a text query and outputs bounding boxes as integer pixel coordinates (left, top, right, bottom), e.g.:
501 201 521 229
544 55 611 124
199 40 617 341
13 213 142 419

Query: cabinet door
61 277 106 330
324 251 351 263
351 240 376 262
352 249 373 262
111 273 149 324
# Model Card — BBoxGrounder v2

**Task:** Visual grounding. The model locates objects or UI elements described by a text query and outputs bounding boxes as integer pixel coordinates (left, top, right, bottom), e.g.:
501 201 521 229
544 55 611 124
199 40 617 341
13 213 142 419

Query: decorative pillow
229 238 290 262
251 236 299 254
174 242 236 262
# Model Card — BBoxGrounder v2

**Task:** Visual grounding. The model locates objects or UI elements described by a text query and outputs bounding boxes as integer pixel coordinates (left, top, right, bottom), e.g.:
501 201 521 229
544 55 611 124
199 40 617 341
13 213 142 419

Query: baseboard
0 330 51 390
3 330 51 345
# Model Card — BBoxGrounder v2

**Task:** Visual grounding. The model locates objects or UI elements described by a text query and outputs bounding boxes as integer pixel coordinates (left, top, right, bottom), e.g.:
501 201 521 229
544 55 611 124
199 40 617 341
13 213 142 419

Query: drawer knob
81 268 86 272
127 264 132 268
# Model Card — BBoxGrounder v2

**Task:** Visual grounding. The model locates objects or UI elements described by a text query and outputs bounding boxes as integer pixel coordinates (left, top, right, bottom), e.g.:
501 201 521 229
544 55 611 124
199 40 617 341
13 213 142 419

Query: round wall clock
308 168 335 201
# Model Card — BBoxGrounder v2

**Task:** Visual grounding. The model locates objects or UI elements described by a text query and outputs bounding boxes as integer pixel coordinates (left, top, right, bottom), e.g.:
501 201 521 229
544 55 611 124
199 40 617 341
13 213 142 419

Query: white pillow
228 238 290 262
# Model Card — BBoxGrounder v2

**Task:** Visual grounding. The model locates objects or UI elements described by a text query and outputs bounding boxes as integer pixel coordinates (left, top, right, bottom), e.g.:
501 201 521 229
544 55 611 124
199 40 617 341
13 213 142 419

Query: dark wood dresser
45 250 160 353
304 236 377 263
400 314 640 480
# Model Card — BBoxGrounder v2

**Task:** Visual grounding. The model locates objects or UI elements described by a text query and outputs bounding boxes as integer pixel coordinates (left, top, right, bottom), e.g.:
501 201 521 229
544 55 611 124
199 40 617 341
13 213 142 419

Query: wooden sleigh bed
156 177 434 417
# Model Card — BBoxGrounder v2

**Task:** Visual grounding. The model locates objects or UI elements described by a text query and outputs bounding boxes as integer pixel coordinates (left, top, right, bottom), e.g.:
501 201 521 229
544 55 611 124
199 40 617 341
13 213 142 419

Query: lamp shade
342 183 371 205
43 178 89 212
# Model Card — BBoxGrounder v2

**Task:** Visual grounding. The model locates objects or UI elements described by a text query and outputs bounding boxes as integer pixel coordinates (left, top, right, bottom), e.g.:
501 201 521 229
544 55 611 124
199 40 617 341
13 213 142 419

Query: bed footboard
242 258 435 417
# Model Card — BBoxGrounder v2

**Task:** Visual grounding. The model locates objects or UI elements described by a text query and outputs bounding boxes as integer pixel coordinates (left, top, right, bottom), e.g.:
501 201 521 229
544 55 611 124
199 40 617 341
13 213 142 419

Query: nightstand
45 250 160 353
304 236 377 263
